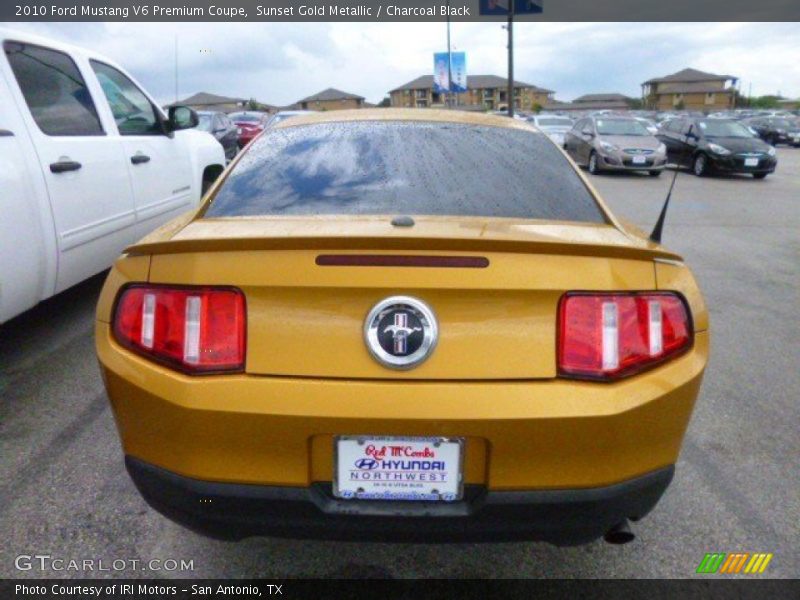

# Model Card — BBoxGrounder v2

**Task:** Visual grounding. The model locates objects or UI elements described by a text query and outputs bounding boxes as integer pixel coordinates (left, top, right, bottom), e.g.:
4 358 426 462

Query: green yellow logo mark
697 553 773 574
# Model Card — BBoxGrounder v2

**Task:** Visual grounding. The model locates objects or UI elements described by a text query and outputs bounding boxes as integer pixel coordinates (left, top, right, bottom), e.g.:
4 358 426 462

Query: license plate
334 436 463 502
744 157 760 167
632 155 647 164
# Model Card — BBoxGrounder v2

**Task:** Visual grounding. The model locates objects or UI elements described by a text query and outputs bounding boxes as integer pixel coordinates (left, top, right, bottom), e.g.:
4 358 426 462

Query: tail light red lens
558 292 692 380
112 285 246 374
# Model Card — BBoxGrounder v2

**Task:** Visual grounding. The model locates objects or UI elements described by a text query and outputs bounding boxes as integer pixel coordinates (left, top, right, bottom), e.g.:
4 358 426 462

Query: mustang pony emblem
364 296 438 369
383 312 422 354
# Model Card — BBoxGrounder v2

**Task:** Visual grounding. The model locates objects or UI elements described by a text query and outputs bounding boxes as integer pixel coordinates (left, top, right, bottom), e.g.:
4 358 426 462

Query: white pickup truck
0 28 225 323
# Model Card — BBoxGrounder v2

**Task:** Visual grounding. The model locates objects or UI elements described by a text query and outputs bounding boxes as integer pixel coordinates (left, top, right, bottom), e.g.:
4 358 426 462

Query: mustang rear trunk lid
141 217 664 380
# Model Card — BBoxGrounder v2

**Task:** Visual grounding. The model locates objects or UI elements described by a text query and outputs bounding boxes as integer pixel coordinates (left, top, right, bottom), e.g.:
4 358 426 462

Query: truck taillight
112 285 246 374
558 292 692 380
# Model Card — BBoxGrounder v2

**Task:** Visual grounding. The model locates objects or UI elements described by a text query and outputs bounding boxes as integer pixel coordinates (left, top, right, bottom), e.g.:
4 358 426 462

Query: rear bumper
98 323 706 490
126 456 674 544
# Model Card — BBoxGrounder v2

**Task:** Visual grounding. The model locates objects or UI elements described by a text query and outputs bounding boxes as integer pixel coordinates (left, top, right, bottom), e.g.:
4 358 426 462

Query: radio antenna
650 124 694 243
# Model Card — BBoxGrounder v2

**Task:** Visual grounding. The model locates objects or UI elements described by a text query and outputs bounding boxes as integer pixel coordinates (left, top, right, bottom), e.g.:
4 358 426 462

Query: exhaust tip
604 520 635 545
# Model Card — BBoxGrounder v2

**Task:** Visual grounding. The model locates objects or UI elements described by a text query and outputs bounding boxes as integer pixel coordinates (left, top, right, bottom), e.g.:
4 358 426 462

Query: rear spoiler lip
127 236 683 263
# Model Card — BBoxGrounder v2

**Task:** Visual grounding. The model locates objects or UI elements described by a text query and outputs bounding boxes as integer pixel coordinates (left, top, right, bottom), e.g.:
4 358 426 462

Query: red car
229 111 270 148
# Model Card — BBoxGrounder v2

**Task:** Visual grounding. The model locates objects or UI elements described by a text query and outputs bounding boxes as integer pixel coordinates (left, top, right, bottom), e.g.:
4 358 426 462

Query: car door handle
130 154 151 165
0 129 13 137
49 160 82 173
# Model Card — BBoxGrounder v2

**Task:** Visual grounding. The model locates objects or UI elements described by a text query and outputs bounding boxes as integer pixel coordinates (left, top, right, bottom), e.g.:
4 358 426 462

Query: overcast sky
9 21 800 106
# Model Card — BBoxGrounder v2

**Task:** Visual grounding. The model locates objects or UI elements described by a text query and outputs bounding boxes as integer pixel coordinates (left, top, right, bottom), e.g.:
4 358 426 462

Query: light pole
507 2 514 118
446 0 452 107
174 35 178 103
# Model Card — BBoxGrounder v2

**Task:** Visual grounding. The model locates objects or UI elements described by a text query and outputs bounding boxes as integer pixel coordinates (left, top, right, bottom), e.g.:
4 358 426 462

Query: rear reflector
316 255 490 268
558 292 692 380
112 285 246 374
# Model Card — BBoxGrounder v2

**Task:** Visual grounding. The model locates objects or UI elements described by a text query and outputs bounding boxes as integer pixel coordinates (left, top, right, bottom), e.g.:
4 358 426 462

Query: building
642 68 738 112
296 88 366 111
389 75 554 111
544 93 634 113
169 92 248 113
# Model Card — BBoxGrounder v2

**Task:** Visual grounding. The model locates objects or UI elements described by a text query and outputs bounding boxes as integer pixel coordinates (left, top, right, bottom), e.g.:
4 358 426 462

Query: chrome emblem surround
363 296 438 370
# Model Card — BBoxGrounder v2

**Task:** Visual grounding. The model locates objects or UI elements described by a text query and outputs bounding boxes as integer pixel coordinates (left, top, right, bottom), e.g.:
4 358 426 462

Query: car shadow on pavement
0 271 107 373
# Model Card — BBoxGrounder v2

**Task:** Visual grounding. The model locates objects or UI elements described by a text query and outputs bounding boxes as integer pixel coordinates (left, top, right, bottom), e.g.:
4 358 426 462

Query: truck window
3 41 104 136
89 60 161 136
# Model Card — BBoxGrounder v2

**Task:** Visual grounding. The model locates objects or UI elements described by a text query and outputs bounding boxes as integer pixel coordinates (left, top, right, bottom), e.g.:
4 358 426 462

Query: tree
750 95 782 109
247 97 258 110
734 93 783 109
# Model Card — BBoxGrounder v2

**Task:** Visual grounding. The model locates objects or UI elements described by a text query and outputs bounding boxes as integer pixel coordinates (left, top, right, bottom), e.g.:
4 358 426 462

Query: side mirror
167 105 198 132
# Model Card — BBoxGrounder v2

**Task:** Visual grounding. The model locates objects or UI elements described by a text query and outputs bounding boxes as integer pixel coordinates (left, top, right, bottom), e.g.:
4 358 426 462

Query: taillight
558 292 692 380
112 285 246 374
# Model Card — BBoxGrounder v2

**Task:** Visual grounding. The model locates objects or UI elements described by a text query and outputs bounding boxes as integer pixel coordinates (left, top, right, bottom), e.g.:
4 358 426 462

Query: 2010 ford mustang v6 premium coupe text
96 109 708 545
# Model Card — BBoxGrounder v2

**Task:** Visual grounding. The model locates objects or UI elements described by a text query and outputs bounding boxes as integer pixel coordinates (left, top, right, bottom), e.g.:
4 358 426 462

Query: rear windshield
230 113 262 122
205 121 606 223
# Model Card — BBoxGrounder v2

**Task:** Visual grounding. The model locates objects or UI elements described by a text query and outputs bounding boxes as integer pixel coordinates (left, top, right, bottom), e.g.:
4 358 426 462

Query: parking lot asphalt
1 149 798 580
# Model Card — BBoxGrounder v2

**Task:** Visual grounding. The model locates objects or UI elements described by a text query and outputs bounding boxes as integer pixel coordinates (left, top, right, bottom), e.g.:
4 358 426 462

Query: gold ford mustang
96 109 708 545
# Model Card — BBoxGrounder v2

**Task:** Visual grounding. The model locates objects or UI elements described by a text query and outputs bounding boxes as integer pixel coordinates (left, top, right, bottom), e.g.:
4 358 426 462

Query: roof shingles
644 68 736 85
297 87 365 103
173 92 246 106
390 74 553 93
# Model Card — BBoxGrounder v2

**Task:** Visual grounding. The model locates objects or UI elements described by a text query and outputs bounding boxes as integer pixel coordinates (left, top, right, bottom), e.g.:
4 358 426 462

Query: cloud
6 21 799 105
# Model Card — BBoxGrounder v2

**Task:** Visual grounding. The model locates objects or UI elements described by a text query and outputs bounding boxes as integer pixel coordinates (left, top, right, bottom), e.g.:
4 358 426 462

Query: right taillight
558 292 692 381
112 285 246 374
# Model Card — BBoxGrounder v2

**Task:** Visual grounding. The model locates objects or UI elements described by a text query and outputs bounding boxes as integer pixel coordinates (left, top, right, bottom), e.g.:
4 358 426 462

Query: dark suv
657 118 778 179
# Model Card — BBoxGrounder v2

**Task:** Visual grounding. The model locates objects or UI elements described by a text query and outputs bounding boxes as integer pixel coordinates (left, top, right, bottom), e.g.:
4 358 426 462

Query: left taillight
558 291 692 381
112 285 246 374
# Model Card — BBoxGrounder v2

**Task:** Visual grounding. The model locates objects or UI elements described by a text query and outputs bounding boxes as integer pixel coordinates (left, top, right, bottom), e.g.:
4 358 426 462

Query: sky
7 21 800 106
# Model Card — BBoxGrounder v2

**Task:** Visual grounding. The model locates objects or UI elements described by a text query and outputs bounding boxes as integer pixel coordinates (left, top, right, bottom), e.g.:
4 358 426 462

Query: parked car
196 110 238 160
265 110 315 127
743 116 800 147
96 109 708 545
0 28 225 324
528 115 574 146
228 110 270 147
657 118 777 178
563 116 667 176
